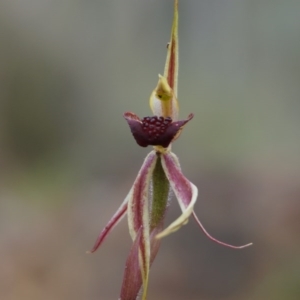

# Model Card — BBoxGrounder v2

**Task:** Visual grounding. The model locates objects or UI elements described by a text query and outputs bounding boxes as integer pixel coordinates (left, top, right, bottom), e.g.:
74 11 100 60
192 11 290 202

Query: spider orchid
89 1 252 299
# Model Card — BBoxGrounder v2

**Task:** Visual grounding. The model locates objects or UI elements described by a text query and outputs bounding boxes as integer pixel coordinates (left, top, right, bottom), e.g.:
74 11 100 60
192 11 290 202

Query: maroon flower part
124 112 193 148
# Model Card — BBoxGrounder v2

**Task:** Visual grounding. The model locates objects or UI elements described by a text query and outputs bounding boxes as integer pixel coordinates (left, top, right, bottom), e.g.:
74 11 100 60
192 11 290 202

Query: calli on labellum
89 1 252 299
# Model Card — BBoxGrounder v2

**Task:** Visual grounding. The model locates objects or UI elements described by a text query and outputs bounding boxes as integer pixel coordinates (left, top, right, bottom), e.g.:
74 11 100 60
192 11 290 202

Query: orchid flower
89 1 252 299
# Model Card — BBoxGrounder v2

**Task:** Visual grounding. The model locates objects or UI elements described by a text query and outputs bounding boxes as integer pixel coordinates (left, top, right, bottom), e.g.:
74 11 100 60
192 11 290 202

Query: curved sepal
127 151 157 299
157 152 253 249
156 152 197 239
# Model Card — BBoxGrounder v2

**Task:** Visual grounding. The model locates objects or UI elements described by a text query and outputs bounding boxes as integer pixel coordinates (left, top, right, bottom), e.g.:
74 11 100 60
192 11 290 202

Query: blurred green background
1 0 300 299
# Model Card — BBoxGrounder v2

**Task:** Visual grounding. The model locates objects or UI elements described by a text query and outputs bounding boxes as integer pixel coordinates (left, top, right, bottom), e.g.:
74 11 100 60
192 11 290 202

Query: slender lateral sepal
127 151 157 239
157 152 253 249
127 151 157 300
156 152 198 239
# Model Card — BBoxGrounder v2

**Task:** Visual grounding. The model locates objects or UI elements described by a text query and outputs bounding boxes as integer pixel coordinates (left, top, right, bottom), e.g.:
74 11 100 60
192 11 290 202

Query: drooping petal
127 151 157 238
158 152 253 249
127 151 158 300
149 0 179 121
124 112 193 148
120 221 164 300
156 152 198 239
88 194 128 253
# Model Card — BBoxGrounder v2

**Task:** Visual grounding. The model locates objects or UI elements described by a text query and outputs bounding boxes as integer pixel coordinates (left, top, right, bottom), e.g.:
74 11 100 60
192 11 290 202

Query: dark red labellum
124 112 193 148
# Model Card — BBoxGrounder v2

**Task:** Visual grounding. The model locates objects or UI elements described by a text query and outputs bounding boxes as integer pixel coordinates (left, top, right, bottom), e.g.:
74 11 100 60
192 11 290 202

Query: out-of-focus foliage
0 1 300 299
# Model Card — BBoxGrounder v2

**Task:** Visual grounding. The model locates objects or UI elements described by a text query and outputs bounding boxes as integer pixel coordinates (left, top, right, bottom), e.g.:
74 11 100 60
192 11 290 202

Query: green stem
150 153 169 230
